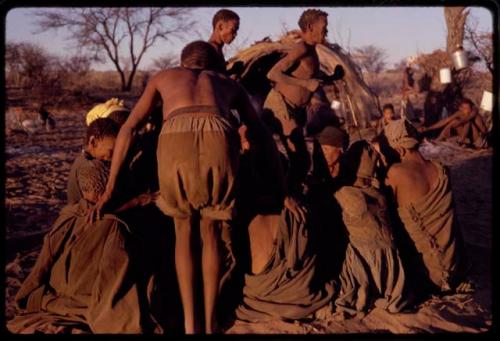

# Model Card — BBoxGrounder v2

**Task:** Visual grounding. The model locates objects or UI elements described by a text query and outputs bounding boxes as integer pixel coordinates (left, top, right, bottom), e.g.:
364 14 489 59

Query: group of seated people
8 8 475 334
371 98 489 150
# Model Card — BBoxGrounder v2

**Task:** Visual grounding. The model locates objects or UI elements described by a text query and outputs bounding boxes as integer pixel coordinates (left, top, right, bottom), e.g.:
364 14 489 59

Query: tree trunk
444 7 469 54
125 65 138 92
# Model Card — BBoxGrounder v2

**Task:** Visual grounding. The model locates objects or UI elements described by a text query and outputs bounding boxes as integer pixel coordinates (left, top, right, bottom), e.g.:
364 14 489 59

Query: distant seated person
419 98 488 149
67 117 119 204
372 103 396 135
8 160 161 334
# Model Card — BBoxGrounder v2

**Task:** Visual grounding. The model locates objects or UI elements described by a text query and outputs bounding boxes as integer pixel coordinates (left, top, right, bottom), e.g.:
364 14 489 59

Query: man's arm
267 44 321 92
92 76 161 219
422 110 461 132
385 166 399 204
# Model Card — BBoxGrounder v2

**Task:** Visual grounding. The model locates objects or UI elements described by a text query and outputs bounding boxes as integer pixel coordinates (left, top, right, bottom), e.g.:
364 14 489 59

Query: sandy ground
4 108 493 334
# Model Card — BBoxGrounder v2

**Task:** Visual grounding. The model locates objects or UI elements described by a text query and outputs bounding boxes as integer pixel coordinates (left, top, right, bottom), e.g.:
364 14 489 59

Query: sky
5 6 494 71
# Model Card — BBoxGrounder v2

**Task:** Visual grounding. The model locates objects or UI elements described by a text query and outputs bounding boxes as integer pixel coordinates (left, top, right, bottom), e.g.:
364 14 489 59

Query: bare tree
464 15 493 75
5 42 59 88
352 45 387 74
35 8 195 91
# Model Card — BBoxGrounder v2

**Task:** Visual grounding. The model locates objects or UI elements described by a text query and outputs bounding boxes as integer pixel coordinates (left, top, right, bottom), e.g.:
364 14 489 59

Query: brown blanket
235 208 334 322
397 162 467 291
334 186 408 314
8 200 158 334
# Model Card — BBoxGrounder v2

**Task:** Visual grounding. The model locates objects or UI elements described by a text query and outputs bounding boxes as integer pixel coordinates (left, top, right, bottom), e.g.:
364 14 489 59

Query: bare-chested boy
420 98 488 148
93 41 267 334
264 9 344 197
265 9 328 138
383 119 470 293
208 9 239 63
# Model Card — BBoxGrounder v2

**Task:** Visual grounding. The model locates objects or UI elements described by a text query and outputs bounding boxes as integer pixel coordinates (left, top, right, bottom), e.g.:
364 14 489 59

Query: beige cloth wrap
8 201 155 334
236 208 334 322
384 118 419 149
334 186 408 314
397 162 468 291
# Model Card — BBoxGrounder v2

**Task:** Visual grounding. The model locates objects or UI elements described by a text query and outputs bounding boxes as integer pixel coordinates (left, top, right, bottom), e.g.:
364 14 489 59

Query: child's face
320 144 343 177
88 136 116 161
383 109 395 122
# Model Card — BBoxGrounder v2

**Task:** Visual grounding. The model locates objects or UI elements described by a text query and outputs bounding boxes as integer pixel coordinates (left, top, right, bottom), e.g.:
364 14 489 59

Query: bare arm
385 167 399 204
424 110 462 131
92 77 160 219
267 44 320 92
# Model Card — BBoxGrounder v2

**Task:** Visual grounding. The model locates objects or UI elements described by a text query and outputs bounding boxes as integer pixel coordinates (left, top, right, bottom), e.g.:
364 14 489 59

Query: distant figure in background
420 98 488 148
373 103 397 135
400 65 417 122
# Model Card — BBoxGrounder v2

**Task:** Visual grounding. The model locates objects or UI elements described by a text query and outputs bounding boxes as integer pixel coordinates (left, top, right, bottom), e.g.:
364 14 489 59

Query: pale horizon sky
5 6 494 71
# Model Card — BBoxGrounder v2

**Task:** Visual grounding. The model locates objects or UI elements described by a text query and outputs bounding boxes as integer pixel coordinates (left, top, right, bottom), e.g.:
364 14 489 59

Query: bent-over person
93 41 269 334
333 141 409 319
9 160 157 334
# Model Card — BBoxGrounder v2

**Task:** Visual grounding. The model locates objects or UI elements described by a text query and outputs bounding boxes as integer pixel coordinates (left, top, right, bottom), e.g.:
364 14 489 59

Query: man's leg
436 121 455 141
457 121 471 144
200 218 221 334
174 217 198 334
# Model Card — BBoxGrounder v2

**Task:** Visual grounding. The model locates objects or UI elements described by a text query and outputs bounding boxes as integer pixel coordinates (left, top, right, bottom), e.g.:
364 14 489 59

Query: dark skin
267 17 328 110
91 64 262 334
385 147 439 208
420 102 487 144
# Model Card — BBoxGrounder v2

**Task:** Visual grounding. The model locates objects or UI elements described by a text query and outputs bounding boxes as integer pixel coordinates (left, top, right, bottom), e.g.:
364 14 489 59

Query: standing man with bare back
92 41 268 334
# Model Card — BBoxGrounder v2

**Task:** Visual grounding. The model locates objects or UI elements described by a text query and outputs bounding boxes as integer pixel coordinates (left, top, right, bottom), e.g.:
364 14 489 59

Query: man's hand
284 196 308 222
306 78 322 92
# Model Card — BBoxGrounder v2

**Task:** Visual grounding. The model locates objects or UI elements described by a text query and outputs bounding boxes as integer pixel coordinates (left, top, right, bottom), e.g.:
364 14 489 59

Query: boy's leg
174 216 199 334
437 121 455 140
457 121 471 144
200 217 222 334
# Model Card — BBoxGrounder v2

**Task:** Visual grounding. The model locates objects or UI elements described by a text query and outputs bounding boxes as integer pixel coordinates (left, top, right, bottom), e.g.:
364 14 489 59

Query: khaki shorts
156 112 240 220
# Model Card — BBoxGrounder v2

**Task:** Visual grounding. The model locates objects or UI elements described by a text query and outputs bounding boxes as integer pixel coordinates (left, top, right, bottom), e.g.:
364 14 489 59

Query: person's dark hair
298 9 328 32
181 40 224 72
382 103 395 112
85 118 119 144
107 110 130 127
460 98 474 108
212 9 240 28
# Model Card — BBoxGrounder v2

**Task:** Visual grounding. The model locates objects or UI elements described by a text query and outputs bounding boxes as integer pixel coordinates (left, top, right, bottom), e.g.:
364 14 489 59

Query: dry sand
4 108 493 334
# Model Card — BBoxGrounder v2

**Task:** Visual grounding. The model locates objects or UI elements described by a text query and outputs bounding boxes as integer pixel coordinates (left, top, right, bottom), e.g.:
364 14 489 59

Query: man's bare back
386 157 439 207
144 68 251 121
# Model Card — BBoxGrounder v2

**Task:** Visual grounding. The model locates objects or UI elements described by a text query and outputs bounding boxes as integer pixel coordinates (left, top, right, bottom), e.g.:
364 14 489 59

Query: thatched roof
227 33 381 127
